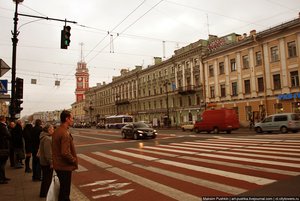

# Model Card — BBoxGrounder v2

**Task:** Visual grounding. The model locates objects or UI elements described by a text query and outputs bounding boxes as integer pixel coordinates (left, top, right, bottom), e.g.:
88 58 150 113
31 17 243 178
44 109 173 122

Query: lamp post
10 0 24 120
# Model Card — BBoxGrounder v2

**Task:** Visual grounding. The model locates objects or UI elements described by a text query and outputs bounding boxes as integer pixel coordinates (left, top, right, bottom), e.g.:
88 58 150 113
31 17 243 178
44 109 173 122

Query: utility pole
10 0 23 120
9 0 76 120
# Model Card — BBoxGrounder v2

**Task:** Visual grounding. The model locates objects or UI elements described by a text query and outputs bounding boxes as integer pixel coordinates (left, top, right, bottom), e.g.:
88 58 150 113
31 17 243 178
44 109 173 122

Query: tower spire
79 42 85 63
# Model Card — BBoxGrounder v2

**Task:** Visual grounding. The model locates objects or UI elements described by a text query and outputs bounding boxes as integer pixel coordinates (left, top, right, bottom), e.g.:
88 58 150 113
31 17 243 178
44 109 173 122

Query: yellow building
84 15 300 127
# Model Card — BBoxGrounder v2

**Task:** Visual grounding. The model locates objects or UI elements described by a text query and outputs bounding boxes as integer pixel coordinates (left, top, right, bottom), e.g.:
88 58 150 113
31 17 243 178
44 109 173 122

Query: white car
180 122 194 131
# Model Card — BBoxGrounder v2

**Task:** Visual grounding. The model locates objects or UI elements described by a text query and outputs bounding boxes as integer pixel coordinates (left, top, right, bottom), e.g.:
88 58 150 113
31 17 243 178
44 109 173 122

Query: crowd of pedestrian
0 110 78 201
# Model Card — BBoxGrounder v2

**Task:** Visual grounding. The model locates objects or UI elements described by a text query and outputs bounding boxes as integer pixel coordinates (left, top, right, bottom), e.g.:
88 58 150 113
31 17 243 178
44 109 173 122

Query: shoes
15 164 23 169
4 177 11 181
25 168 32 173
0 180 8 184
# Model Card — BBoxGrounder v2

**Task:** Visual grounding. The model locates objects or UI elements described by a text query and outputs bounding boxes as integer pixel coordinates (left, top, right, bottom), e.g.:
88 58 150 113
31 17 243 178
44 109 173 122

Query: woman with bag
39 124 54 198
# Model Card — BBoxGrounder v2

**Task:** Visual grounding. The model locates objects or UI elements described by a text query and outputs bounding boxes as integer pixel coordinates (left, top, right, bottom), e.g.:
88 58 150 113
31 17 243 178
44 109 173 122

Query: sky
0 0 299 117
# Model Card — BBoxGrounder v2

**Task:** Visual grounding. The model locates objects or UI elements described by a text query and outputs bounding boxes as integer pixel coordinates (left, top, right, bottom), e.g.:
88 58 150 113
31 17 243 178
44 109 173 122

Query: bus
105 115 133 129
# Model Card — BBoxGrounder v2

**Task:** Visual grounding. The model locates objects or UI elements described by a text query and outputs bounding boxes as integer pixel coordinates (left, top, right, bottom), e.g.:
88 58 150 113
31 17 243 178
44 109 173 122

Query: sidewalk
0 162 89 201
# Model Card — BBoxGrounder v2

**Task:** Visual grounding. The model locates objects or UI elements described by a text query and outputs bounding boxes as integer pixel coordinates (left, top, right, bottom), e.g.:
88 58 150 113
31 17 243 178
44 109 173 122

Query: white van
254 113 300 133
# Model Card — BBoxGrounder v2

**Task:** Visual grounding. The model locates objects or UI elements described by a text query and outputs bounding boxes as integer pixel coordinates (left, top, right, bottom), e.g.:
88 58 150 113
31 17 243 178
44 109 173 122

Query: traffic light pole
10 0 76 120
10 0 21 120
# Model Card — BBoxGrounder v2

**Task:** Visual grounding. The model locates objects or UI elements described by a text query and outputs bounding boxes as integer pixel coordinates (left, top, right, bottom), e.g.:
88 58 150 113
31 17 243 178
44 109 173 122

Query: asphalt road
70 128 300 200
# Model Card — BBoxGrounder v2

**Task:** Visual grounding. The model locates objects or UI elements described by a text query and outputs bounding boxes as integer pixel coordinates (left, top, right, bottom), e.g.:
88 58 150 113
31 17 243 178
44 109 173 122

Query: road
70 128 300 200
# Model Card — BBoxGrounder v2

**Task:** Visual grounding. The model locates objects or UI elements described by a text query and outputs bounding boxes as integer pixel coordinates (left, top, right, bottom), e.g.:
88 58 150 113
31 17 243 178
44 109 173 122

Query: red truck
194 108 240 134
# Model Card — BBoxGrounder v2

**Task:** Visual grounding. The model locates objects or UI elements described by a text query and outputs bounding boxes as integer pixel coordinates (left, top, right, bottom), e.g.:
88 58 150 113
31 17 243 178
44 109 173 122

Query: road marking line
231 148 300 157
197 153 300 168
112 150 275 185
127 148 179 157
78 154 200 201
143 146 197 154
76 164 88 172
179 156 300 176
216 150 300 161
93 152 246 194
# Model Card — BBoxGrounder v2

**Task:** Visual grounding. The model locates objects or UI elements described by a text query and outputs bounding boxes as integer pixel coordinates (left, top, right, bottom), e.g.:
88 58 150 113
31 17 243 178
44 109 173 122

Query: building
82 15 300 127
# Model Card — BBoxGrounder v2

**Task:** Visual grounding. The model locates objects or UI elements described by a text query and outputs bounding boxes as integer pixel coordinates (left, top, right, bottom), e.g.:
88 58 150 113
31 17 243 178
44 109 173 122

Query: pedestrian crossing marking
75 136 300 200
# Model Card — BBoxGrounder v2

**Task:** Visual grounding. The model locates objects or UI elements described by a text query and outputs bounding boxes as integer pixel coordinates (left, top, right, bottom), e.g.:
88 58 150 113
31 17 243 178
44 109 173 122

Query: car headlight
138 130 144 134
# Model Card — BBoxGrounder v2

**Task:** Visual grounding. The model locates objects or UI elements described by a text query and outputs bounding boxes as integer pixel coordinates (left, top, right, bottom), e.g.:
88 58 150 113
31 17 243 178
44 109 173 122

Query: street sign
0 59 11 77
0 79 8 93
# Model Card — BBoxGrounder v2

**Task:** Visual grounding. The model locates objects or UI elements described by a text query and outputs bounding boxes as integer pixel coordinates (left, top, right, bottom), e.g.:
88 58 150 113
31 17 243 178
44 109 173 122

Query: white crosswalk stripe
76 136 300 200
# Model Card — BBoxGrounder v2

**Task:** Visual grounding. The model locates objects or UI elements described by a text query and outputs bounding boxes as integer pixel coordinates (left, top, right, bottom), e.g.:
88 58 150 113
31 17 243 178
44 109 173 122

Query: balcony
178 85 196 95
115 98 130 105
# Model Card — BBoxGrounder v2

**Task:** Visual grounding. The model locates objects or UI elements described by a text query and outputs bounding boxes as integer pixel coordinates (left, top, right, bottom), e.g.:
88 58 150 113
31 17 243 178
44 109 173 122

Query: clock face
78 77 82 82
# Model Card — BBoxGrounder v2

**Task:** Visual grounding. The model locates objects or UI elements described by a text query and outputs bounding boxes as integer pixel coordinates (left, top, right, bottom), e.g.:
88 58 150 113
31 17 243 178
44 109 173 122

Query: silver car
254 113 300 133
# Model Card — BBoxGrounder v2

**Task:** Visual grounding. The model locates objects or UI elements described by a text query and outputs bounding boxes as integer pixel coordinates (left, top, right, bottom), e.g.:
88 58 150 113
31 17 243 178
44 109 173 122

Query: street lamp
10 0 24 120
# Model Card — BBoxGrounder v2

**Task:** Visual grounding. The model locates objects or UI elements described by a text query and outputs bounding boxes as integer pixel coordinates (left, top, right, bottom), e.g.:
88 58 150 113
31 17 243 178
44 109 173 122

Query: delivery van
194 109 240 134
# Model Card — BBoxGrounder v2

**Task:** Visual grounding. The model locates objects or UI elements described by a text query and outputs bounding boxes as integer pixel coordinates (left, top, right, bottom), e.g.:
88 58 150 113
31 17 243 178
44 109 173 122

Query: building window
219 62 224 74
292 102 300 113
209 65 214 77
273 74 281 90
290 71 299 87
230 59 236 72
274 103 283 113
210 86 215 98
232 82 238 96
188 96 192 106
220 84 226 97
288 41 297 58
242 55 249 69
244 79 251 94
196 95 200 105
257 77 264 92
255 51 262 66
270 46 279 62
179 97 183 107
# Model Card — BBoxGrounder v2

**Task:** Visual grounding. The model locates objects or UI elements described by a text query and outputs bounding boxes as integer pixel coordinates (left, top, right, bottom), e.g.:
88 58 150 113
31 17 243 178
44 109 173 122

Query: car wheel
121 132 126 139
255 127 262 133
226 130 231 134
152 135 157 139
280 126 288 133
133 133 139 140
194 128 200 133
182 128 185 131
213 127 219 134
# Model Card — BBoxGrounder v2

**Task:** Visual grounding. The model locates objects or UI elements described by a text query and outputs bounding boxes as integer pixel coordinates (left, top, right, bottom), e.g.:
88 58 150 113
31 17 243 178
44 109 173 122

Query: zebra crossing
74 134 300 200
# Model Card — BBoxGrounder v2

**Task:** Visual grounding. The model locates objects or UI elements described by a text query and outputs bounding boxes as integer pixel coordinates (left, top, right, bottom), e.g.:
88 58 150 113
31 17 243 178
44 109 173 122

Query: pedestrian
23 123 33 173
52 110 78 201
7 121 15 167
39 124 54 197
0 115 10 184
32 119 43 181
12 120 24 168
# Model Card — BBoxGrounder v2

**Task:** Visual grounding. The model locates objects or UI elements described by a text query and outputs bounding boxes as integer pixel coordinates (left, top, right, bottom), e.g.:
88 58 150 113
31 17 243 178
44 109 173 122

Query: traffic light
61 26 71 49
16 77 23 99
15 99 23 114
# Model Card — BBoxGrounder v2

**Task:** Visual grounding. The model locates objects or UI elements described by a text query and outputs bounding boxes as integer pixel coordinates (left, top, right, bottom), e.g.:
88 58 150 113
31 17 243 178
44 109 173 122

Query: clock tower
75 61 89 102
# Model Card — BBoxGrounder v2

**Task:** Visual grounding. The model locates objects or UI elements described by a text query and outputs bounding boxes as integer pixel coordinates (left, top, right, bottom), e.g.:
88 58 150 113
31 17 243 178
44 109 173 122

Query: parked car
96 122 106 129
121 122 158 140
194 109 240 134
254 113 300 133
181 121 194 131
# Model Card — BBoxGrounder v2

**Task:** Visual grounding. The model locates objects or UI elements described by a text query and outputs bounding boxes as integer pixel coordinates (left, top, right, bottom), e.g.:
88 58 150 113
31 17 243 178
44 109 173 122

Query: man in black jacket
0 115 10 184
32 119 42 181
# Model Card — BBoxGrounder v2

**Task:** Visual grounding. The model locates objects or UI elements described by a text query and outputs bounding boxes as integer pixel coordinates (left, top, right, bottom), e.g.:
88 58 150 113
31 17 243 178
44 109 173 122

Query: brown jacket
52 125 78 171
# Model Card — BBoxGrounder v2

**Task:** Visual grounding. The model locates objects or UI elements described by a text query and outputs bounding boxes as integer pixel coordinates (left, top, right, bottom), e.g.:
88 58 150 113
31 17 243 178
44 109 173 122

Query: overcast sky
0 0 299 117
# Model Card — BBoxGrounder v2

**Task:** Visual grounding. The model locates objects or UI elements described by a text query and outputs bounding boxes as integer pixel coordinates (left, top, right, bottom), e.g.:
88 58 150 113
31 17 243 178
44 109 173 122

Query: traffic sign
0 79 8 93
0 59 11 77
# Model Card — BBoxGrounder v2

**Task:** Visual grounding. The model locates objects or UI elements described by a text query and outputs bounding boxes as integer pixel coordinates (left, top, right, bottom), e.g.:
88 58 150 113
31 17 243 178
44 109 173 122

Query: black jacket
32 125 42 153
12 123 23 149
0 122 10 154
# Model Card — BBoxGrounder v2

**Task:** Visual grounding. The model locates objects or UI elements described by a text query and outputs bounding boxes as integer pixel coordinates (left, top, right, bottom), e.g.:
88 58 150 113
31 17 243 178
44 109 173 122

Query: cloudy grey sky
0 0 299 117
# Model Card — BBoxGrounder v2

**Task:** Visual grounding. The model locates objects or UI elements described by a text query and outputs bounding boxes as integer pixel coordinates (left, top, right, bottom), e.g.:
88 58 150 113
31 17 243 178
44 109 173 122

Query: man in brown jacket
52 110 78 201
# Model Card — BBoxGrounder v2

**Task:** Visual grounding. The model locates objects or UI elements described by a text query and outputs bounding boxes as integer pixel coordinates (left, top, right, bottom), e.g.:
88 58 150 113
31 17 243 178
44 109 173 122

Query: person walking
52 110 78 201
32 119 42 181
12 120 24 169
0 115 10 184
39 124 54 197
23 123 33 173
